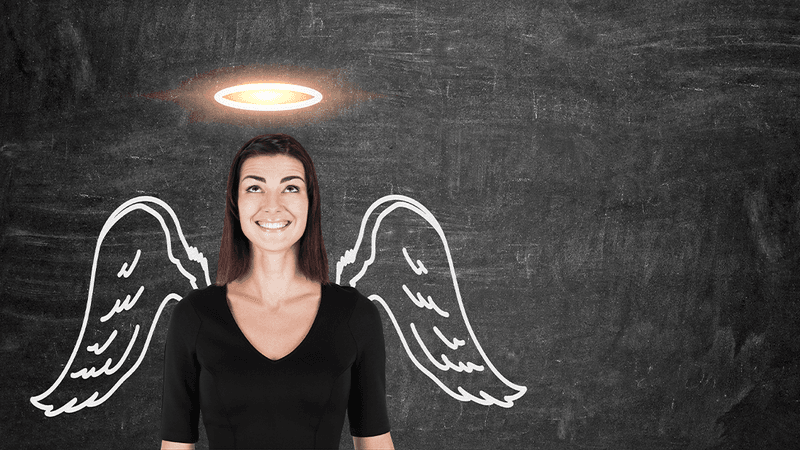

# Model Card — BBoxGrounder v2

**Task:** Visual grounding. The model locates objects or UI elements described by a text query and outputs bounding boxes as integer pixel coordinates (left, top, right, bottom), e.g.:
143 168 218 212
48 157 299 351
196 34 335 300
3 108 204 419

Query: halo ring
213 83 323 111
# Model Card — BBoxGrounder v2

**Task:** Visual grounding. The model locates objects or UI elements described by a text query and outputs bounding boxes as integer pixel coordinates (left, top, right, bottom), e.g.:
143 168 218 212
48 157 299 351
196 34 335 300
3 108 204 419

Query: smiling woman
160 135 394 450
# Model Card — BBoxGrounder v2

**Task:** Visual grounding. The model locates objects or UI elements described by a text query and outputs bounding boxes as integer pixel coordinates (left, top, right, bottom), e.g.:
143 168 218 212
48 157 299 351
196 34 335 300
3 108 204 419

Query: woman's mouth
256 220 290 230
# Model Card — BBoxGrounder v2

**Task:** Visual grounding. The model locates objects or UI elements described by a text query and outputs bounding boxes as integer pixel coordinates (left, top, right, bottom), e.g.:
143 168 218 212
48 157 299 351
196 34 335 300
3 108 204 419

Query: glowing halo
140 64 380 126
213 83 323 111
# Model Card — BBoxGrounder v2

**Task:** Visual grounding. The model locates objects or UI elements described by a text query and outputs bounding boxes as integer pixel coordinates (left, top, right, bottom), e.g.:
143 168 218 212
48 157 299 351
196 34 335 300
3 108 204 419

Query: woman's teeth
257 221 289 229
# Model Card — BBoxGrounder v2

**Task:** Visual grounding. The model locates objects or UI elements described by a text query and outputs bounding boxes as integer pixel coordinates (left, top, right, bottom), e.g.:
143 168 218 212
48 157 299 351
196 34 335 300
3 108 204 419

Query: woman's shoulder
183 283 226 301
173 284 226 317
325 283 383 329
324 283 372 308
165 285 225 339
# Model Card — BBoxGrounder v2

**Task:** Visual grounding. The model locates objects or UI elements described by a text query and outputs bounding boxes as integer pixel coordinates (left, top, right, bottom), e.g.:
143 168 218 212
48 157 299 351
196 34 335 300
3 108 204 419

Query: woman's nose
261 190 282 212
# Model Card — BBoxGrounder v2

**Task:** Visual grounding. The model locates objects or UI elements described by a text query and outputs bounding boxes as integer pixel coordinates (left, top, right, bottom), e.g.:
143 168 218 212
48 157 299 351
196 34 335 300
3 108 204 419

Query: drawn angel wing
30 196 210 417
336 194 527 408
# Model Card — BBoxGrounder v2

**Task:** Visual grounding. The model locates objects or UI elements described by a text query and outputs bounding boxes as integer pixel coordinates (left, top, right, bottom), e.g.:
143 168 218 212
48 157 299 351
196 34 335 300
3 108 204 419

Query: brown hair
216 134 329 285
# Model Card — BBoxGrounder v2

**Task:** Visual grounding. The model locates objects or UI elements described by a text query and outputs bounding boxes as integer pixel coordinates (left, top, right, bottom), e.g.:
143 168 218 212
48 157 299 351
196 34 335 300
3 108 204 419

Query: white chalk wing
336 195 527 408
30 196 210 417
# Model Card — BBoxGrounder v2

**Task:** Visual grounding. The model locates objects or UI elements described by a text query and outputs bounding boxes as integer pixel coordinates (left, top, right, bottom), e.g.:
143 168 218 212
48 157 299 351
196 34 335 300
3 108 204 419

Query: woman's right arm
161 441 195 449
161 297 203 446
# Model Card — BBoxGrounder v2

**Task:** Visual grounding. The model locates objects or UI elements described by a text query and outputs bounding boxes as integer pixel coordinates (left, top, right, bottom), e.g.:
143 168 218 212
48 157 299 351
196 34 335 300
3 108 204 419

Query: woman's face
237 154 309 257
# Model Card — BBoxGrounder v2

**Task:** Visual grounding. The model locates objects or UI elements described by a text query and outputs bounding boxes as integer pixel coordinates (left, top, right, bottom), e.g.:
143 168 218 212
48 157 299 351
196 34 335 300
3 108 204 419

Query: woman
161 134 394 449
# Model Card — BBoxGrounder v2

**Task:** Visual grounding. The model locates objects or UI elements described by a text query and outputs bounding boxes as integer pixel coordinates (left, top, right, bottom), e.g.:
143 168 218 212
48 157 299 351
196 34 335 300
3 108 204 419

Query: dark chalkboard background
2 1 799 448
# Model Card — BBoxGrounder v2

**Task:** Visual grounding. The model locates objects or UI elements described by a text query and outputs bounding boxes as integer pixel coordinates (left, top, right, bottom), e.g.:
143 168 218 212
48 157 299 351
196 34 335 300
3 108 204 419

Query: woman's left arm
353 432 394 450
349 295 393 448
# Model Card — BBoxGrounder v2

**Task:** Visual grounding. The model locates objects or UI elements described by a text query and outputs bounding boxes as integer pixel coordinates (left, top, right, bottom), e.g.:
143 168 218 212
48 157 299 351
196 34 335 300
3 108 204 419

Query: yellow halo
214 83 323 111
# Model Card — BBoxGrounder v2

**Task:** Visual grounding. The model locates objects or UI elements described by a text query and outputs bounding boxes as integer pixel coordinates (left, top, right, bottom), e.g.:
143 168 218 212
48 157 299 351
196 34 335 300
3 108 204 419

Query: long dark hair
216 134 329 285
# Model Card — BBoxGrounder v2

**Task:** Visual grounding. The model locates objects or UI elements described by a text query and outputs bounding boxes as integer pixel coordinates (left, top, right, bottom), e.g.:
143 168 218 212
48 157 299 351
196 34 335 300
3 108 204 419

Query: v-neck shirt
160 283 390 449
227 285 321 363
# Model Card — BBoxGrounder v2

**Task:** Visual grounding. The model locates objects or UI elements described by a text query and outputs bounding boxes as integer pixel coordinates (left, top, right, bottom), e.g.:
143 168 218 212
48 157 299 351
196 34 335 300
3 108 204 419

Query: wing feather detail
86 329 118 355
410 323 484 373
401 284 449 318
99 285 145 322
70 325 141 380
370 293 518 408
117 249 141 278
402 247 428 275
433 326 465 350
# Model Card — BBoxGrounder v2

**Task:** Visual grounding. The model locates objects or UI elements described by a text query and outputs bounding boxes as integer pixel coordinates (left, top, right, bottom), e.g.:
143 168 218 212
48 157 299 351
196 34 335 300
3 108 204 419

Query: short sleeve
160 293 202 443
347 295 391 437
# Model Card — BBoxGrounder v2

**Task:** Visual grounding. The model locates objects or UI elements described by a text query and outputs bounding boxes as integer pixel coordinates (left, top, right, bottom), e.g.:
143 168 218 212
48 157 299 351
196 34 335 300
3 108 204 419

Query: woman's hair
216 134 329 285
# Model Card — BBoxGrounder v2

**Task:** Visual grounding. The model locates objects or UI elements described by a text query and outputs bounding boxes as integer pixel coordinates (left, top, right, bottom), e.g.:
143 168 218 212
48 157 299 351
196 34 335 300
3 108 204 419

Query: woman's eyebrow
281 175 305 184
241 175 305 183
242 175 266 183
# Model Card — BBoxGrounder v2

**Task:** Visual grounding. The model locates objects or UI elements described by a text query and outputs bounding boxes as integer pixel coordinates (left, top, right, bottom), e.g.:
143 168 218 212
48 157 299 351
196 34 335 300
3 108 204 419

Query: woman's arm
160 297 203 448
353 432 394 450
161 440 195 449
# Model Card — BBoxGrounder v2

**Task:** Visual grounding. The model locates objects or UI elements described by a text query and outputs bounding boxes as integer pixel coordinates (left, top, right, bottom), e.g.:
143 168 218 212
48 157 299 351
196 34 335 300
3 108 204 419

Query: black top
160 283 390 449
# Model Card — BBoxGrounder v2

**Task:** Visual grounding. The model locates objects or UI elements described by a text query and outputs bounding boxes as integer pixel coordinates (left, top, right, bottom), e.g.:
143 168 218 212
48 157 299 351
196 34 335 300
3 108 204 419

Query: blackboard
2 0 799 448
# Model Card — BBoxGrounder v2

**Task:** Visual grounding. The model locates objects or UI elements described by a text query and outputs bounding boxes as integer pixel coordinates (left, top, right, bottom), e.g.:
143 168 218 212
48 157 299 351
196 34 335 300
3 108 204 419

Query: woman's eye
245 185 261 193
285 185 300 193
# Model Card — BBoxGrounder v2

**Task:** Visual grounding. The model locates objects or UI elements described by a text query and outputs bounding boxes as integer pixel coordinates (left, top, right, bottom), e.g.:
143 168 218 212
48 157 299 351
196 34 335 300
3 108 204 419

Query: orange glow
140 65 380 126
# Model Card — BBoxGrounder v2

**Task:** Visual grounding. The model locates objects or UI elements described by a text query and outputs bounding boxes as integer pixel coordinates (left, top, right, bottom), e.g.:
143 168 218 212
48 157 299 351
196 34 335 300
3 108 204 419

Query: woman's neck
232 246 316 307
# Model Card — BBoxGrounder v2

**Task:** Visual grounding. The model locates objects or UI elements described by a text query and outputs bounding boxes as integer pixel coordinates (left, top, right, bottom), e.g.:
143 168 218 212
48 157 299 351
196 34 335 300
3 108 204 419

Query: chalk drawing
29 196 210 417
336 194 527 408
31 193 525 416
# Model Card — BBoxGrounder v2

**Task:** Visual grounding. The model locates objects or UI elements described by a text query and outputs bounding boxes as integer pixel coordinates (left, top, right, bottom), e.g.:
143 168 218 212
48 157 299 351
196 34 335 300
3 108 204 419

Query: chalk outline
29 196 210 417
336 194 527 408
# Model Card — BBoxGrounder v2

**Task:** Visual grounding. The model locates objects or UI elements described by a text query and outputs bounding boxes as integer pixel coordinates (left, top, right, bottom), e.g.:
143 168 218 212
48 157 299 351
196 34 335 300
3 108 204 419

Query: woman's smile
256 220 291 230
